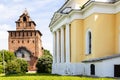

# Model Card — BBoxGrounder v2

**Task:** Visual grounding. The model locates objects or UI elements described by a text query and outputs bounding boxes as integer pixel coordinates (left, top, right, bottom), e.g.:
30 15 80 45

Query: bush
0 50 16 74
0 50 16 63
36 49 53 73
5 60 21 75
5 59 28 75
16 59 28 73
0 64 3 74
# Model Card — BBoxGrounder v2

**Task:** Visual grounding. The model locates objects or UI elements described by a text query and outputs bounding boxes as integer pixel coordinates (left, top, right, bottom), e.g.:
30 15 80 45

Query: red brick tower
8 10 43 71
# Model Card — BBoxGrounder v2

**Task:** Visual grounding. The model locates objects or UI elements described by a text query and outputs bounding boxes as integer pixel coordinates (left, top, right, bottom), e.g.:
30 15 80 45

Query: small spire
23 8 28 15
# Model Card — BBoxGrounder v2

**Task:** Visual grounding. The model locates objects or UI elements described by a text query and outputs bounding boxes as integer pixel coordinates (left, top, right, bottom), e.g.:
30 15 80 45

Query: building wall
70 13 116 62
83 13 116 60
115 12 120 53
52 63 84 75
8 31 42 57
84 57 120 77
50 0 120 77
70 19 84 62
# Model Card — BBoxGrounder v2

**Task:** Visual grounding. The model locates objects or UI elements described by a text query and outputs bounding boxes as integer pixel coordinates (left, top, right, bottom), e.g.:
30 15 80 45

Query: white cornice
115 1 120 13
50 1 120 32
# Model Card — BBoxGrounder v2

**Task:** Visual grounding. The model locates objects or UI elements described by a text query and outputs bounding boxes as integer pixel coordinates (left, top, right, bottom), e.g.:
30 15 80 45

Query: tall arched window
86 30 92 54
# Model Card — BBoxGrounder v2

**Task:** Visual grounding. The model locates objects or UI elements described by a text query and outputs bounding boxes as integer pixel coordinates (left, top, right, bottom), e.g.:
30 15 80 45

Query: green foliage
44 50 52 56
36 49 53 73
0 50 16 74
15 59 28 73
0 50 28 75
0 64 3 74
5 60 21 75
5 59 28 75
0 50 15 63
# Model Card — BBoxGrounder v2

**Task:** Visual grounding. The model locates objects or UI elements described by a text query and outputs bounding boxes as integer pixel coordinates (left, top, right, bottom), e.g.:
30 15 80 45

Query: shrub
5 59 28 75
0 50 16 74
36 49 53 73
16 59 28 73
5 60 21 75
0 50 16 63
0 64 3 74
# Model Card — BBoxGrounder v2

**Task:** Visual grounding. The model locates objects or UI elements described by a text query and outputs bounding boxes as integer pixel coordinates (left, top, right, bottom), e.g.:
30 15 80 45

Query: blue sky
0 0 65 54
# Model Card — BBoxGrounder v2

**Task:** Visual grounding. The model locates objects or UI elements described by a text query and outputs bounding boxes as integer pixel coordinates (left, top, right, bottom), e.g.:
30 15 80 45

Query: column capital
66 23 70 25
52 31 56 35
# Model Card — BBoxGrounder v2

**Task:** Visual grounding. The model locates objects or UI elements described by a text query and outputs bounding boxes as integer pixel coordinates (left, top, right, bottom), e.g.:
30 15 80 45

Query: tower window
33 40 34 43
15 32 16 37
11 32 12 37
11 40 14 43
22 40 24 43
23 32 24 37
27 40 29 43
86 30 92 54
18 22 20 26
35 32 36 36
19 32 20 36
23 17 27 22
29 22 31 26
27 32 28 36
18 40 20 43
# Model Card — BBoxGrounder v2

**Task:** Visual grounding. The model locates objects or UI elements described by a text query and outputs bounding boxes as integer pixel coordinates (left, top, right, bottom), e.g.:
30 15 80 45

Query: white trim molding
50 1 120 31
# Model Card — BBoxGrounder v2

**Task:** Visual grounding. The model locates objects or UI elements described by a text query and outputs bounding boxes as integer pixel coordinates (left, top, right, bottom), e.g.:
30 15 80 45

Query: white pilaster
66 23 70 63
57 30 60 63
53 32 56 64
61 27 65 63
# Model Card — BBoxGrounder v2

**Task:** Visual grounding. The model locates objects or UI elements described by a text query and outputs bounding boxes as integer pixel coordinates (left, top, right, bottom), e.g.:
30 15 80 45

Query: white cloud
0 4 5 10
0 38 8 50
0 0 65 53
0 24 14 50
0 24 14 31
12 0 24 3
0 31 8 39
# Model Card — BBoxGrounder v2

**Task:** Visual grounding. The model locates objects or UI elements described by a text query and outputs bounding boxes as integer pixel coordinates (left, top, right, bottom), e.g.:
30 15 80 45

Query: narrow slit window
86 30 92 54
23 17 27 22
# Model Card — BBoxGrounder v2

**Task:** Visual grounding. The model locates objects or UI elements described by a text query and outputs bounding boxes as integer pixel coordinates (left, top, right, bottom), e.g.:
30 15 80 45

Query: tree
0 50 28 75
44 50 52 56
0 50 15 63
5 60 21 75
16 59 28 73
36 49 53 73
5 59 28 75
0 50 16 74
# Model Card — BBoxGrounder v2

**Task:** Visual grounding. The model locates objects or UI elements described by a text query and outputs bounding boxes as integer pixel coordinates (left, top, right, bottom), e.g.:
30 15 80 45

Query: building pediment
49 12 62 27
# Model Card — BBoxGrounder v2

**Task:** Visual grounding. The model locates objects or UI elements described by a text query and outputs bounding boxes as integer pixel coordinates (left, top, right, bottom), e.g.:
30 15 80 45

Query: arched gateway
8 10 43 71
15 47 31 61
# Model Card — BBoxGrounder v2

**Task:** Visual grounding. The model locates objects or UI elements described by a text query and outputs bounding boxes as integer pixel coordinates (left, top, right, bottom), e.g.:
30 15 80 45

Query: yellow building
49 0 120 77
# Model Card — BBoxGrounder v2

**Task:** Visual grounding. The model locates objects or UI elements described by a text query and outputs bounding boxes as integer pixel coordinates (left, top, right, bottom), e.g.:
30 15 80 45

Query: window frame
86 29 92 55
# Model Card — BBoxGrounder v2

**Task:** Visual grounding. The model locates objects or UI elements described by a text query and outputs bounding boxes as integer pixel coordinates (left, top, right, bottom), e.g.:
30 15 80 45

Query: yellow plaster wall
115 12 120 53
83 13 116 60
70 19 84 63
70 13 116 62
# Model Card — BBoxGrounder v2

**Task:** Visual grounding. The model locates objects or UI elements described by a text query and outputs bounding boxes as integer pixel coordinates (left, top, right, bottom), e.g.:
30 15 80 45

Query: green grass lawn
0 73 116 80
